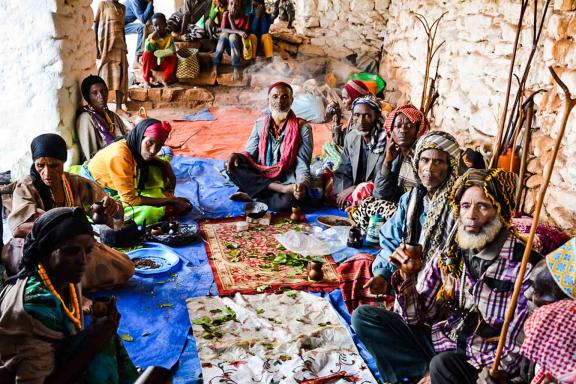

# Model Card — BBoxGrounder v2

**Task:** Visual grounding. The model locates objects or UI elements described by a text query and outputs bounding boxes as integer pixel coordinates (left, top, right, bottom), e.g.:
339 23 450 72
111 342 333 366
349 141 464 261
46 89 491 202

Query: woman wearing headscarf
351 104 429 233
84 118 192 225
76 75 129 162
0 207 139 384
5 134 134 291
323 80 371 168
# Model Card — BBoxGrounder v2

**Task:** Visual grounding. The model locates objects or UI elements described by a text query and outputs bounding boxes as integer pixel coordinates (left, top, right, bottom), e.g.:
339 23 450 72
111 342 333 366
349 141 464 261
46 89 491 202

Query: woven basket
176 48 200 80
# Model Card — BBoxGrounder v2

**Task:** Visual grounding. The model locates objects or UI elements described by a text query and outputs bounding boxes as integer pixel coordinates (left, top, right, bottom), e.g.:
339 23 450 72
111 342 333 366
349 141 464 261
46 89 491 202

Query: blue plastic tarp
105 156 380 378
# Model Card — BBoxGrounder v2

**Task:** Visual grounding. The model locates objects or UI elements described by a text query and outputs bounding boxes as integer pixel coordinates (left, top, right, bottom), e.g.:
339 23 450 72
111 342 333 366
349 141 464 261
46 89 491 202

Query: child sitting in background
247 0 273 61
141 13 177 87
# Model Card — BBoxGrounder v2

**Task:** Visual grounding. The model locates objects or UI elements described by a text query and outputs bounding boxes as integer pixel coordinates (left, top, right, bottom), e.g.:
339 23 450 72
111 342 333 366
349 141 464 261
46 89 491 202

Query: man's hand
389 243 423 279
416 373 431 384
477 367 509 384
336 186 355 210
151 30 158 40
384 142 400 165
363 275 388 295
102 196 122 218
225 153 242 173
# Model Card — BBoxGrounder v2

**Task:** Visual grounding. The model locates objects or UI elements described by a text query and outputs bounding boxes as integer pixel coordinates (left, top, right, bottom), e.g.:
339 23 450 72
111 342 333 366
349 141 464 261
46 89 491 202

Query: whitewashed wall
378 0 576 234
0 0 95 175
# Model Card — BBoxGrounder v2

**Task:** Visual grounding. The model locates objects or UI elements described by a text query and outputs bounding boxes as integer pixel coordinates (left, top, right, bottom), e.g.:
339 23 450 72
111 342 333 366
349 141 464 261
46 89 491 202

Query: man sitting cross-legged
352 168 538 384
225 81 312 212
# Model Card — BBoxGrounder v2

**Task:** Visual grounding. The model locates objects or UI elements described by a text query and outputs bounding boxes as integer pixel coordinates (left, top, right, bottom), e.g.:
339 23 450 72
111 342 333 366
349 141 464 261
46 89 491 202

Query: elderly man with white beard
352 168 538 384
225 82 312 212
332 95 387 209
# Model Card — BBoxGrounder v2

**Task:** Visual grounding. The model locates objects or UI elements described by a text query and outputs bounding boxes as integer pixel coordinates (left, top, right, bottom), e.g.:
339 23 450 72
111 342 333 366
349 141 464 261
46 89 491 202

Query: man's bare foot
232 67 242 82
229 191 251 202
211 65 218 79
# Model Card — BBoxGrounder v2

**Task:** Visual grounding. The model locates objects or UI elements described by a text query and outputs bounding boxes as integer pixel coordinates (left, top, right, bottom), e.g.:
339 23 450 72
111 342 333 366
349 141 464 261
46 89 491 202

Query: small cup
236 222 249 232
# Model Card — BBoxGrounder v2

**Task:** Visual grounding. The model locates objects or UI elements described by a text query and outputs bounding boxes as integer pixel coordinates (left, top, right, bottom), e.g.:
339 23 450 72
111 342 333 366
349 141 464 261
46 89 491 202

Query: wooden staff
515 99 534 208
491 66 576 375
490 0 528 168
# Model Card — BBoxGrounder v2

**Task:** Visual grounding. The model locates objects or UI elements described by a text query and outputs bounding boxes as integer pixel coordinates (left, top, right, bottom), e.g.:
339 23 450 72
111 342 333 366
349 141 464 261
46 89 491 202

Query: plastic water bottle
366 214 385 245
308 157 324 205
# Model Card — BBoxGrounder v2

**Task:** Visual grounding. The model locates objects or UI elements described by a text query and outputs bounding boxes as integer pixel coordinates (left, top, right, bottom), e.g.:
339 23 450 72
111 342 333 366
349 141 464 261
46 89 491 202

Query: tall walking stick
515 99 534 209
491 66 576 375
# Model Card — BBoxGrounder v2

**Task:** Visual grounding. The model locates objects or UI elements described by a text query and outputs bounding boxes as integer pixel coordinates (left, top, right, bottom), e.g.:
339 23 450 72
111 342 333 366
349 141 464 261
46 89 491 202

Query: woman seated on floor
5 134 134 291
0 207 139 383
83 118 192 225
76 75 130 162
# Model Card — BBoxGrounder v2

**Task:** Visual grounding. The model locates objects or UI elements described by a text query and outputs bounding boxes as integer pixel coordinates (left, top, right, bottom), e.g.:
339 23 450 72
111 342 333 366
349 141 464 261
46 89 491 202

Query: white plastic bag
291 94 325 123
274 226 349 256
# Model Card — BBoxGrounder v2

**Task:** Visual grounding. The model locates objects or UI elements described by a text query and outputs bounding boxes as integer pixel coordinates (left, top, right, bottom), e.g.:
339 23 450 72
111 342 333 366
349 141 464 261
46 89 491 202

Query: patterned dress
95 1 128 97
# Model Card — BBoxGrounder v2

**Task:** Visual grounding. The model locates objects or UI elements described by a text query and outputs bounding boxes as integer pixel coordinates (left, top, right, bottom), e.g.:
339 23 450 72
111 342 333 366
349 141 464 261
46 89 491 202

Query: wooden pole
491 66 576 375
509 92 524 173
490 0 528 168
515 99 534 208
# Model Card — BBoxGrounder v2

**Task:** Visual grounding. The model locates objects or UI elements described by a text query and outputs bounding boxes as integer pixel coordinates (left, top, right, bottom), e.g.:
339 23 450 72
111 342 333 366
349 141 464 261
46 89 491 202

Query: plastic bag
291 94 325 123
274 226 349 256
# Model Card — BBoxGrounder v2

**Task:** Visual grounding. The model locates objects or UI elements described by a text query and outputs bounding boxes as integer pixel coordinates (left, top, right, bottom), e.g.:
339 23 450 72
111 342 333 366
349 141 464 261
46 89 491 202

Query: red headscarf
344 80 370 101
383 104 429 139
144 121 172 142
521 299 576 383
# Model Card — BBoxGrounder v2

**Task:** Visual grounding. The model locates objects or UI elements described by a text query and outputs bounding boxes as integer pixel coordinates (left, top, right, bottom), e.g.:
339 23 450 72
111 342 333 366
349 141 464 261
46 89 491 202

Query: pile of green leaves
192 306 239 340
259 252 311 273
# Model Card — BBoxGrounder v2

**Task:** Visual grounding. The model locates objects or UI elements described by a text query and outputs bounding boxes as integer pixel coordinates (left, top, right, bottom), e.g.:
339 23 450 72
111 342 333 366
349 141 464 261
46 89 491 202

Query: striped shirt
392 229 535 374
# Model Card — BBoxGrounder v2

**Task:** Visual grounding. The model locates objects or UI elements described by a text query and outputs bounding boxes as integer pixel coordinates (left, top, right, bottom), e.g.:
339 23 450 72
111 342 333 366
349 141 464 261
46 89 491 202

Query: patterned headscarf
521 300 576 384
350 95 387 154
546 237 576 300
450 168 517 225
436 168 517 302
383 104 429 140
413 131 461 264
344 80 370 101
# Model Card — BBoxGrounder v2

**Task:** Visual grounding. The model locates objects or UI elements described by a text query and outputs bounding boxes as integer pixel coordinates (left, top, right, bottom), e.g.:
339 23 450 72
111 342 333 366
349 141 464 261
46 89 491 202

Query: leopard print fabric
351 196 398 234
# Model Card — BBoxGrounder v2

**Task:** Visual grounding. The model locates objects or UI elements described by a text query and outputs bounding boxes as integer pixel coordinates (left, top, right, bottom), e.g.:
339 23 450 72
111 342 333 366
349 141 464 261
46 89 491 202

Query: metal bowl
244 202 268 219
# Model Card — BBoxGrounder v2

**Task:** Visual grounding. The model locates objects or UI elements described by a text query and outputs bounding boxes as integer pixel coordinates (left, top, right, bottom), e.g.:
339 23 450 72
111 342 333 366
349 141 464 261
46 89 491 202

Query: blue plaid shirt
392 229 534 374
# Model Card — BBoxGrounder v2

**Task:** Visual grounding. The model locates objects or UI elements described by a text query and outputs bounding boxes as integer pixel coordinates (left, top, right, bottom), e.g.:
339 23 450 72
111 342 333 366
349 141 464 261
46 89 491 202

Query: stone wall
379 0 576 234
0 0 95 175
293 0 390 61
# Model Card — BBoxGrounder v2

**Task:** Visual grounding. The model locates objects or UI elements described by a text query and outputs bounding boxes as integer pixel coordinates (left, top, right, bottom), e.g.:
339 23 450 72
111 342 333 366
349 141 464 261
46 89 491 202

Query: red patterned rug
200 217 340 296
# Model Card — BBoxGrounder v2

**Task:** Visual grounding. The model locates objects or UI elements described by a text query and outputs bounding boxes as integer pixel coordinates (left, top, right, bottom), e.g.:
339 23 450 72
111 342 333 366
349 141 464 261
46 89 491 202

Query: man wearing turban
332 95 388 209
225 82 313 212
353 168 538 384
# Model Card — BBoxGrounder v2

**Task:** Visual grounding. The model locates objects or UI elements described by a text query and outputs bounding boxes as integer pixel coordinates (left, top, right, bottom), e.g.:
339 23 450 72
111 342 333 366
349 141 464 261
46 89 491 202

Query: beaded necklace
49 174 75 207
37 263 83 331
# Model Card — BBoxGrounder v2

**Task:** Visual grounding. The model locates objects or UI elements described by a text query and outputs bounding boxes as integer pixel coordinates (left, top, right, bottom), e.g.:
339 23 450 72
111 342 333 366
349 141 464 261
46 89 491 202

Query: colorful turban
413 131 461 264
546 237 576 300
521 299 576 383
144 121 172 143
450 168 517 225
268 81 293 95
344 80 370 101
350 95 387 154
383 104 429 140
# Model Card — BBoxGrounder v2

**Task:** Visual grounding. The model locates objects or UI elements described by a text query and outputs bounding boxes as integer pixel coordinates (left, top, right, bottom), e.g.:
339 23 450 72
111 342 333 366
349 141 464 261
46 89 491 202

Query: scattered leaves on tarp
256 308 265 314
159 303 173 308
285 290 298 299
256 285 270 292
141 332 151 337
318 321 332 327
121 334 134 342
